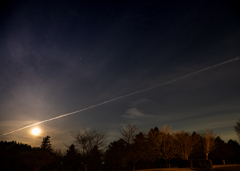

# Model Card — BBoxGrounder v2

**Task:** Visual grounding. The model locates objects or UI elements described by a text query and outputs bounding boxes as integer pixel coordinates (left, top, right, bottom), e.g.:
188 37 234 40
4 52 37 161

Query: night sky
0 0 240 148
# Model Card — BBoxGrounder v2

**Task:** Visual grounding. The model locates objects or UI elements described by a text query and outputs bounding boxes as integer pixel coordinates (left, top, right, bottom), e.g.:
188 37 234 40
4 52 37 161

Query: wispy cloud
123 107 153 118
130 98 152 106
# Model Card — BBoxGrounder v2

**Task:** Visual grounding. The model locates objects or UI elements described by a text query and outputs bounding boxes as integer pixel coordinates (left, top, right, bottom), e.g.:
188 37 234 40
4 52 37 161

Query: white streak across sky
1 57 239 136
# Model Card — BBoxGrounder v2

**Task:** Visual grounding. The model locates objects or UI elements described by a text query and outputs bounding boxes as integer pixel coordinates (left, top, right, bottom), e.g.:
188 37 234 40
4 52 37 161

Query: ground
139 164 240 171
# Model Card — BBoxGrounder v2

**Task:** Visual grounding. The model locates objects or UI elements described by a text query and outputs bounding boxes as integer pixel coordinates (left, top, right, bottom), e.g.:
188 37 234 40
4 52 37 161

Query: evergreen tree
105 139 127 169
64 144 82 169
41 135 52 152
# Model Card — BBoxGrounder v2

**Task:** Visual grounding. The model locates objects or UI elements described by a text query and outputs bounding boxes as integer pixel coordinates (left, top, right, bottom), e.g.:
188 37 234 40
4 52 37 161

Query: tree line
0 119 240 171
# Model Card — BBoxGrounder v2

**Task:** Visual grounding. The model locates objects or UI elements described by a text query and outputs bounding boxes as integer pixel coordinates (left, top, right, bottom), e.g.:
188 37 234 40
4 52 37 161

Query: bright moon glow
31 128 40 135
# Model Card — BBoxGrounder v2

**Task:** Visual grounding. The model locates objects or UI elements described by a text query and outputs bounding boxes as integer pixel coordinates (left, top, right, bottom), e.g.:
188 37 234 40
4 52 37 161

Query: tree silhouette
89 145 102 169
64 144 82 169
190 132 204 159
105 139 127 169
201 130 217 160
66 144 78 157
41 135 52 152
0 141 32 170
119 123 142 170
173 131 200 160
119 123 139 144
71 129 106 171
228 139 240 164
210 137 233 163
149 125 175 167
128 132 147 170
19 148 55 171
234 119 240 140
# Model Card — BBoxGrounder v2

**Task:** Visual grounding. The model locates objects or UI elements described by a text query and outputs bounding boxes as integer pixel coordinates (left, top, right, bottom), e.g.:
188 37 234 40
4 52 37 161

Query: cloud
130 98 152 106
123 107 153 118
122 99 155 119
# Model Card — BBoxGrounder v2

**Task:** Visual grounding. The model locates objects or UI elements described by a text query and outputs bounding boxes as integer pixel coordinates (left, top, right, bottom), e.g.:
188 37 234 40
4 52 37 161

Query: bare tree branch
149 125 175 167
201 130 217 160
119 123 139 144
173 131 200 160
71 129 106 171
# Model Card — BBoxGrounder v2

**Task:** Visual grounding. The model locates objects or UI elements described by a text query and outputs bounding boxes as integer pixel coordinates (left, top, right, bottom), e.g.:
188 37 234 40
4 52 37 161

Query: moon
31 128 41 136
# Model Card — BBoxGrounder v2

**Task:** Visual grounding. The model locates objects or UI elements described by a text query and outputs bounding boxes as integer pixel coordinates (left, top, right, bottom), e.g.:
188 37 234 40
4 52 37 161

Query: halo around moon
31 128 41 136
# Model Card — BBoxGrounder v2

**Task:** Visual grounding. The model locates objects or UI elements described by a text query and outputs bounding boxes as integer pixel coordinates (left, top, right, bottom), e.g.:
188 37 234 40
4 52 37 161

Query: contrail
1 57 239 136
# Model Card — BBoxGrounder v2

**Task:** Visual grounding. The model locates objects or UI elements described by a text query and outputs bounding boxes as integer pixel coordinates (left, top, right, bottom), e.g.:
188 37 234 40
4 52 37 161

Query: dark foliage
71 129 106 171
63 144 82 170
40 135 52 152
89 145 102 169
0 141 32 171
19 148 55 171
105 139 127 168
1 126 240 171
227 139 240 164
